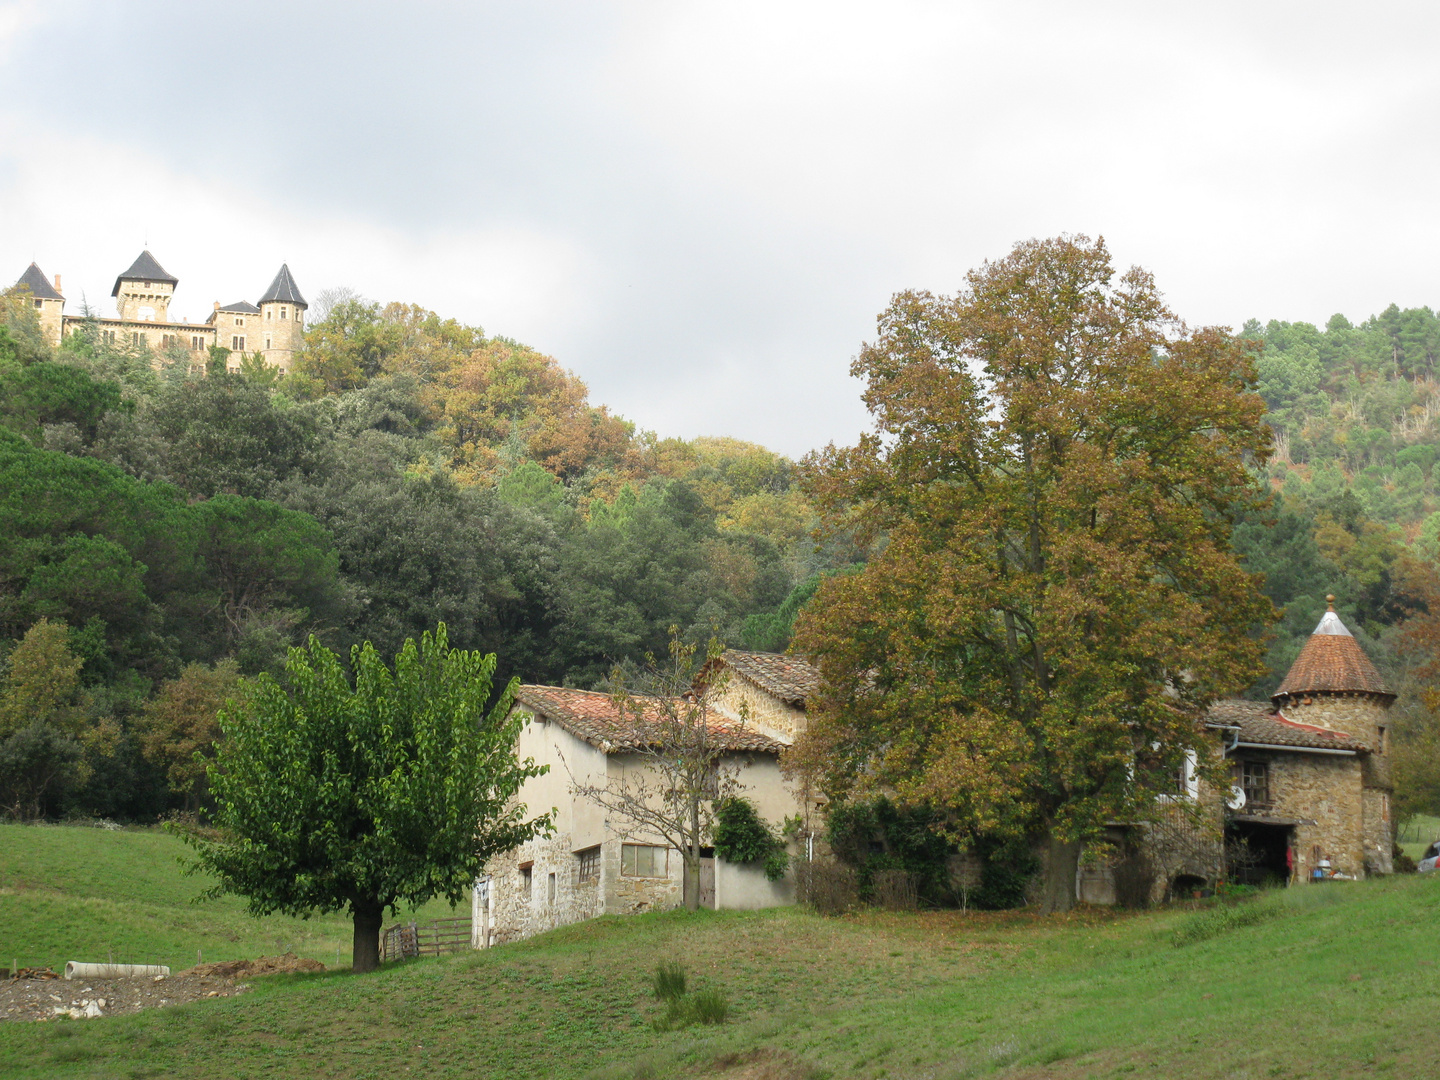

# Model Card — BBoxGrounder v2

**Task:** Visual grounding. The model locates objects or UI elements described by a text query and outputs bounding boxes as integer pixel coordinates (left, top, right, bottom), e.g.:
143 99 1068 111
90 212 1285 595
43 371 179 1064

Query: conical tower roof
15 262 63 300
111 250 177 297
257 264 307 308
1272 597 1393 704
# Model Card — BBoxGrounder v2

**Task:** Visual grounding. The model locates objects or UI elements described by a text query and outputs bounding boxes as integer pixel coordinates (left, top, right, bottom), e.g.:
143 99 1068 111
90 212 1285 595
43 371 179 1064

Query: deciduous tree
794 236 1274 912
182 624 551 971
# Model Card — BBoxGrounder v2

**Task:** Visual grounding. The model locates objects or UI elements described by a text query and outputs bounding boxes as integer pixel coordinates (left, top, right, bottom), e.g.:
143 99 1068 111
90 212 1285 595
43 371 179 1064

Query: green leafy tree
794 236 1274 912
183 624 552 971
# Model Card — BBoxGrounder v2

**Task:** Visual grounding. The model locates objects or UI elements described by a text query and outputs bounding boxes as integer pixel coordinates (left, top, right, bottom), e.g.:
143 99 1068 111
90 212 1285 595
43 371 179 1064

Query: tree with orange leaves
793 236 1275 912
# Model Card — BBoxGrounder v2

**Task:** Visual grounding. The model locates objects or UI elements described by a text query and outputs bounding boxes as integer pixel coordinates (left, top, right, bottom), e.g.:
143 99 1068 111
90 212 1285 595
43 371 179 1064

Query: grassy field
0 824 467 973
1 826 1438 1080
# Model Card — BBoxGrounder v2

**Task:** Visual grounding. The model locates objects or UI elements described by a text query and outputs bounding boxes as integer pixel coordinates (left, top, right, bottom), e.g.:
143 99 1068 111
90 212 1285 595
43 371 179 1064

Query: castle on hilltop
12 251 308 374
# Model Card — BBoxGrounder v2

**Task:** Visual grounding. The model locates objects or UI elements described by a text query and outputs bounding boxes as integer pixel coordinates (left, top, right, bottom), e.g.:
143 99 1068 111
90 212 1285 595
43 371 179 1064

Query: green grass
0 823 466 973
2 825 1439 1079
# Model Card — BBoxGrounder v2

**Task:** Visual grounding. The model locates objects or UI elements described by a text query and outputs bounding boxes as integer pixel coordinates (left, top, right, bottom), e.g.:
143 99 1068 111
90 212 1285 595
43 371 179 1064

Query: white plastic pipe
64 962 170 980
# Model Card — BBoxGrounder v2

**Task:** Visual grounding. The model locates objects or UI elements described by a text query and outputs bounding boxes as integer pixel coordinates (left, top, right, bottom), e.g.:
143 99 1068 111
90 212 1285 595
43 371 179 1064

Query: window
265 337 272 349
280 307 287 319
235 317 245 327
621 844 668 878
33 298 42 309
576 846 600 883
131 331 145 347
520 862 533 901
231 335 246 351
192 335 205 351
1170 749 1199 800
547 872 556 905
103 330 116 345
266 308 273 319
1239 760 1270 808
143 281 151 289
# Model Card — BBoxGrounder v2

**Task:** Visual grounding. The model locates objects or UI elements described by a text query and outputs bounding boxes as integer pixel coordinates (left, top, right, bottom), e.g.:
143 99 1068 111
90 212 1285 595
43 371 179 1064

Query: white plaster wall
715 859 794 909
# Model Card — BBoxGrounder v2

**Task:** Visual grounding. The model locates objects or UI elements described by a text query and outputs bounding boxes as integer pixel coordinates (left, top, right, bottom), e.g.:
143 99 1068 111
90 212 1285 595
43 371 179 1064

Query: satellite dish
1226 785 1247 811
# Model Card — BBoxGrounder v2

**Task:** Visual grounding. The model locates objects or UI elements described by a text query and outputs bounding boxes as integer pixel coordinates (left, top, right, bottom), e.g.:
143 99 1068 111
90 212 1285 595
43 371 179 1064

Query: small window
33 298 42 309
235 316 245 327
547 872 556 905
576 846 600 883
192 335 205 351
521 864 533 901
280 307 287 319
143 281 151 289
1239 760 1270 808
265 336 272 349
621 844 668 878
266 308 273 320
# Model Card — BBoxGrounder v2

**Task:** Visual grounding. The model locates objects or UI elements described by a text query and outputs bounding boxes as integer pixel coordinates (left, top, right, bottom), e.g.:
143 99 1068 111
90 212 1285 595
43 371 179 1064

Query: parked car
1418 841 1440 873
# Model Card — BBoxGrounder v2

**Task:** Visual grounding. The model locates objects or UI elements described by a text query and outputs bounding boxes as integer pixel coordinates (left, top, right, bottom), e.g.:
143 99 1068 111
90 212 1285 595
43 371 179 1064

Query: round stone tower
255 264 307 374
112 250 178 323
1271 596 1395 874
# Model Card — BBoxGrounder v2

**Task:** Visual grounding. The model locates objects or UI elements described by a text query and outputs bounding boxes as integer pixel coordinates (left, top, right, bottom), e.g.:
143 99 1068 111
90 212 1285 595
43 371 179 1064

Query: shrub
871 868 918 911
713 797 788 881
652 960 686 1001
655 986 729 1030
796 858 858 915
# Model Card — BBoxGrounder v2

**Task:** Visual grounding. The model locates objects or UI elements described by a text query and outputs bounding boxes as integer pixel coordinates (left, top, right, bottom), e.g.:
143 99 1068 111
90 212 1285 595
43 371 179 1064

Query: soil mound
184 952 325 979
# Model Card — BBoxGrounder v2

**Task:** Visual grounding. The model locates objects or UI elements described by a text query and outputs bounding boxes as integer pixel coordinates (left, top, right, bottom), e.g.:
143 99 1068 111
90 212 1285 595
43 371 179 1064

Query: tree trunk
352 900 385 972
1041 834 1082 914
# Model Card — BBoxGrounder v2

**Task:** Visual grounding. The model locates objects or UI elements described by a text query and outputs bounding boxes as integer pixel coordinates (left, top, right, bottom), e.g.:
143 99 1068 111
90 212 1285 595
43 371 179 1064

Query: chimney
214 301 220 311
54 274 61 291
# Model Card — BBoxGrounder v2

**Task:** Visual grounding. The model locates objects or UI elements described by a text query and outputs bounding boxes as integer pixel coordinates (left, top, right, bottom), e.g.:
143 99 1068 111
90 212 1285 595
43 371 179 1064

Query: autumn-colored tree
135 660 242 811
0 618 86 818
434 339 638 482
793 236 1274 912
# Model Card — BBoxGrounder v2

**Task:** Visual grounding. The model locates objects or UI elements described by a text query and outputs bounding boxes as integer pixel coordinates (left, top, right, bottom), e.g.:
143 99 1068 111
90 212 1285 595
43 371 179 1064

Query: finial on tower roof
1326 594 1336 610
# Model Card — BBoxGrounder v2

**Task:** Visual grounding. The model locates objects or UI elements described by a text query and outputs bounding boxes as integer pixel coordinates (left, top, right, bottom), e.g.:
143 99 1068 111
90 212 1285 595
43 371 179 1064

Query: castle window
143 282 150 289
547 872 557 905
235 317 244 327
265 337 272 350
576 846 600 883
192 335 205 351
266 308 273 319
520 862 533 902
33 299 42 309
280 307 287 319
232 335 246 351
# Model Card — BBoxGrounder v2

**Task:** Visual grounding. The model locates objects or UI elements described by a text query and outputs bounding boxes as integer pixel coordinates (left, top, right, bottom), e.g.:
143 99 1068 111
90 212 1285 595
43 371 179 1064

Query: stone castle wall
1278 695 1390 748
116 283 174 323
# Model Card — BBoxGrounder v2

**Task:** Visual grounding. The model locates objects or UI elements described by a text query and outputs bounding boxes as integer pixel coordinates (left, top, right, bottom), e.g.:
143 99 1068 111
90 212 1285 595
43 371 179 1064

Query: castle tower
112 251 179 323
1271 596 1395 873
255 264 307 374
14 262 65 347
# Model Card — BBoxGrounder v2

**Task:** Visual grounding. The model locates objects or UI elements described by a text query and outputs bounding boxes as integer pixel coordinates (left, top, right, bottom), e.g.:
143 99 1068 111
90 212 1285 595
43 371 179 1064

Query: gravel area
1 954 324 1022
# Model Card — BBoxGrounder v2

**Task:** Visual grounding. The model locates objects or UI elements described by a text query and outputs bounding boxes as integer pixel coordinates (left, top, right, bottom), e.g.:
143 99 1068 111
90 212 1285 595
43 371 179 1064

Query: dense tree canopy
793 236 1275 911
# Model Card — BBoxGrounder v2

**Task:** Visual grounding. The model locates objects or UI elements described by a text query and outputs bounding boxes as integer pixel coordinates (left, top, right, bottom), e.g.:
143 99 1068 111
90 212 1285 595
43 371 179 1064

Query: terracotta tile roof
514 685 786 754
719 651 820 707
1273 605 1393 702
1205 698 1373 753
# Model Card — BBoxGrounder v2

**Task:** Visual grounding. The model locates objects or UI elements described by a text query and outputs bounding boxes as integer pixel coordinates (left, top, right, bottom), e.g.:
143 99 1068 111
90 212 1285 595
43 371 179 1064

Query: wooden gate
379 917 472 962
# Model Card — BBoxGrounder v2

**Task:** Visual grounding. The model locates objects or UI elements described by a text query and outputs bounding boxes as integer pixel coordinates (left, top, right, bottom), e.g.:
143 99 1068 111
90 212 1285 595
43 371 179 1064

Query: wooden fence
380 917 473 962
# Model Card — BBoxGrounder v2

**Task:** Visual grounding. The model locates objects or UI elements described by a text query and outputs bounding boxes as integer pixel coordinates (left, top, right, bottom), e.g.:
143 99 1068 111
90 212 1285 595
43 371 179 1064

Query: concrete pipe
64 962 171 980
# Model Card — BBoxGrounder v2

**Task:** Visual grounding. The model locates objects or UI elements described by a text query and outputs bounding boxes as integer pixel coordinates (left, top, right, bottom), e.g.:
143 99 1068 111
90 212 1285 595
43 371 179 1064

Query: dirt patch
187 953 325 979
0 953 324 1023
706 1049 816 1080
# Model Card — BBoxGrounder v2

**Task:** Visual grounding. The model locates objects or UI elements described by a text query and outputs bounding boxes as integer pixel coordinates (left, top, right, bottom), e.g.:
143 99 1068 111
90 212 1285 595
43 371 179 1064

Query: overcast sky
2 1 1438 458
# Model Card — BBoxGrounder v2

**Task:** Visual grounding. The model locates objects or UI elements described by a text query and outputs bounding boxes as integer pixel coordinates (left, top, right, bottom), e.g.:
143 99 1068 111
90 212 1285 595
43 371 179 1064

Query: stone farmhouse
1078 599 1394 903
476 651 821 945
11 252 308 374
479 607 1396 933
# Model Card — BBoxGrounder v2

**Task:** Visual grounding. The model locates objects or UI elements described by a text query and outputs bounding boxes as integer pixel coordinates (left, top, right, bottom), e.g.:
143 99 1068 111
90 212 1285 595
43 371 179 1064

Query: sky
2 1 1438 458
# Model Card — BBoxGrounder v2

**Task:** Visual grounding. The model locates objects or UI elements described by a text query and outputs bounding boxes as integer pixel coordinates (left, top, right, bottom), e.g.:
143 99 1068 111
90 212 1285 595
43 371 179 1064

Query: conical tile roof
1272 598 1393 703
15 262 63 300
257 264 306 308
111 250 177 296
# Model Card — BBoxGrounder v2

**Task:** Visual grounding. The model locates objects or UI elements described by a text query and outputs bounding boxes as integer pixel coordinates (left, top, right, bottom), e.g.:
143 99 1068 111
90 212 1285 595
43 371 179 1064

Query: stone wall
1362 788 1394 875
1252 749 1366 878
116 282 174 323
258 302 304 373
485 831 607 944
37 298 64 347
711 672 805 745
1278 694 1390 747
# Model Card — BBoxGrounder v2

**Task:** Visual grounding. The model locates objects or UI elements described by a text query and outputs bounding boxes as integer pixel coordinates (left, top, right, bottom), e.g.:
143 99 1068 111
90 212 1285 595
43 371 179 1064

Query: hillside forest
3 285 1440 825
